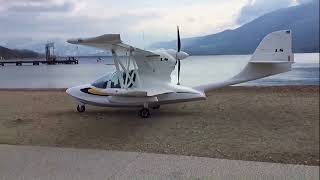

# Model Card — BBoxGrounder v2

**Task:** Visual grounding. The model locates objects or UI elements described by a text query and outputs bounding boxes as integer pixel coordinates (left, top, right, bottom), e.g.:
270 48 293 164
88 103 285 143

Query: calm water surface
0 53 318 88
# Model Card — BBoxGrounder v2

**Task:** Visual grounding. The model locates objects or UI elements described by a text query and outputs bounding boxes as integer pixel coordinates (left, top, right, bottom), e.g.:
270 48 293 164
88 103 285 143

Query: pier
0 57 78 66
0 42 78 66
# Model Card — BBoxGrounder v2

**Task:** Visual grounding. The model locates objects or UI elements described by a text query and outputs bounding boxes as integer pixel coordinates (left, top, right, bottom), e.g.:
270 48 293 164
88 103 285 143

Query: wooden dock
0 58 78 66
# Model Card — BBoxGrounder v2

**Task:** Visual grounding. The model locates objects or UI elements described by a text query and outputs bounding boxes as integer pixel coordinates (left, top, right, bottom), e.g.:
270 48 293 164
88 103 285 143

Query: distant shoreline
1 52 318 60
0 88 67 91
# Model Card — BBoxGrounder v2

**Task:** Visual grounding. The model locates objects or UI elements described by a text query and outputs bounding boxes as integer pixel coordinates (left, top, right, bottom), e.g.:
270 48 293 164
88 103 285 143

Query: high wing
67 34 158 57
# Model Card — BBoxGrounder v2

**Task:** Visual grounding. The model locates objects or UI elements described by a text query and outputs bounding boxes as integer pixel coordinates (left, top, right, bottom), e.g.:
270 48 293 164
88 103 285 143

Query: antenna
142 31 145 50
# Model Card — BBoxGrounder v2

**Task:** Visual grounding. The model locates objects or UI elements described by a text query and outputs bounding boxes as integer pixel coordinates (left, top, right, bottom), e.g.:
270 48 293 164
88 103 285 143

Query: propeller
176 26 181 85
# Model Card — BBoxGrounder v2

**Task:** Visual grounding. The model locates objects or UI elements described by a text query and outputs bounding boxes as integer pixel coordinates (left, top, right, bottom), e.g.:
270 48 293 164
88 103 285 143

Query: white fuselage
66 49 207 108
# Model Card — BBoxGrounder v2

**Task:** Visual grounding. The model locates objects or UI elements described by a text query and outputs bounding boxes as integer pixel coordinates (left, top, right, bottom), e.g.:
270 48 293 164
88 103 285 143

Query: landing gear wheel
77 105 85 113
152 105 160 109
139 108 150 118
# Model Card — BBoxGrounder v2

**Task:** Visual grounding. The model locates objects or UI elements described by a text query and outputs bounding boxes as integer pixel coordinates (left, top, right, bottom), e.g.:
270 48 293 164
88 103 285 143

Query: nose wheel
139 108 150 118
152 105 160 109
77 105 86 113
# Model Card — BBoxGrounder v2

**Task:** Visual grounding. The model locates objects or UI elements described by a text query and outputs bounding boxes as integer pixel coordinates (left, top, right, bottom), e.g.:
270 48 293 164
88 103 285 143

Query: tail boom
194 30 294 93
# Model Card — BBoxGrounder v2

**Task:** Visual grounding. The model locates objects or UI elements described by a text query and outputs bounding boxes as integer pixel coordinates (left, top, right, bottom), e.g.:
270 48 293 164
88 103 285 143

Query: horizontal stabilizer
250 61 291 64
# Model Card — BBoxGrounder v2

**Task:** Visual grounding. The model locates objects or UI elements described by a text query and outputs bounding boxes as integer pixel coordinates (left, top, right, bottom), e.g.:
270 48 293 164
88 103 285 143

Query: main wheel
139 108 150 118
76 105 85 113
152 105 160 109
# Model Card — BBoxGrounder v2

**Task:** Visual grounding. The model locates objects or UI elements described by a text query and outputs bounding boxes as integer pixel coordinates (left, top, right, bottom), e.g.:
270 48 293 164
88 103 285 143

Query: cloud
236 0 318 24
296 0 318 3
0 0 250 49
3 0 315 50
80 0 248 44
0 0 82 14
8 2 74 13
236 0 295 24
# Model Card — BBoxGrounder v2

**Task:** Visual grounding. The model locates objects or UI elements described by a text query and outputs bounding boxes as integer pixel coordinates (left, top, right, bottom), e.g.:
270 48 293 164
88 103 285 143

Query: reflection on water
0 53 318 88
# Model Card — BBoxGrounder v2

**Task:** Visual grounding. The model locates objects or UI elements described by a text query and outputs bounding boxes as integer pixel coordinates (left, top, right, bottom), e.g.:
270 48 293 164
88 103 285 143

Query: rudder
250 30 294 63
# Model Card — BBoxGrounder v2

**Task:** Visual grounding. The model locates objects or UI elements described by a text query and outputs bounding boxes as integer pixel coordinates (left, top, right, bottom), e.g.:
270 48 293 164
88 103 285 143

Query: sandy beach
0 86 318 165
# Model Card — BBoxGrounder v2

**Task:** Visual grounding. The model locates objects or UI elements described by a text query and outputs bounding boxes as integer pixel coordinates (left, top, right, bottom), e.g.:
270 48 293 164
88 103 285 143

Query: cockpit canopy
92 70 136 89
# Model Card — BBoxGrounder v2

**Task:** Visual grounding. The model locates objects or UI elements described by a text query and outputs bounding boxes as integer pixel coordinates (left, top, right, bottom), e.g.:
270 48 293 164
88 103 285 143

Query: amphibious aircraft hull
67 85 206 107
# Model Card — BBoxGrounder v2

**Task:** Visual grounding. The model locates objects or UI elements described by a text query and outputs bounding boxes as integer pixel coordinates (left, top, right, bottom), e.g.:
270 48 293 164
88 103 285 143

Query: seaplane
66 28 294 118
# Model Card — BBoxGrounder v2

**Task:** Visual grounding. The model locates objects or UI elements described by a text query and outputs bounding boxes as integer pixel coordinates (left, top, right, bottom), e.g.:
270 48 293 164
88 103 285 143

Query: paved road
0 145 318 180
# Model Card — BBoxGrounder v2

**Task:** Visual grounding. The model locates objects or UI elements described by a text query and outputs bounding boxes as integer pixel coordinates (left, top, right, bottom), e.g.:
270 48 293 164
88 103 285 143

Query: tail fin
250 30 294 63
194 30 294 93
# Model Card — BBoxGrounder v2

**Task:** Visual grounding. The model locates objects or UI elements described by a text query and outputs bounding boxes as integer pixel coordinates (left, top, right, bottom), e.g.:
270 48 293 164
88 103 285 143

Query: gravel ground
0 86 319 165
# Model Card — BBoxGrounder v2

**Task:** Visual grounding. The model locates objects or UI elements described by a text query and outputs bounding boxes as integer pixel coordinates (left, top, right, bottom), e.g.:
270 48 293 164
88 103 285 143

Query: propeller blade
176 26 182 85
177 26 181 52
177 60 181 85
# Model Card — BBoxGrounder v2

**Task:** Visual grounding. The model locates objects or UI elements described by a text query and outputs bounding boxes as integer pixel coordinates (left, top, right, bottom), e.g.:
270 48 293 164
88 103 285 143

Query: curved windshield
91 70 136 89
92 72 121 89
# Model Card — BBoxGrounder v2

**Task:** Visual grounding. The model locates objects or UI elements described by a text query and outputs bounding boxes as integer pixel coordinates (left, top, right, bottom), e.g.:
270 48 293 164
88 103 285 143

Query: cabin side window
91 73 120 89
91 70 136 89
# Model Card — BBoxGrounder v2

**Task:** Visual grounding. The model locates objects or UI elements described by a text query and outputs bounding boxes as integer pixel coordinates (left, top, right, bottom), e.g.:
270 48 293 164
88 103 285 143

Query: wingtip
67 39 76 44
67 38 82 44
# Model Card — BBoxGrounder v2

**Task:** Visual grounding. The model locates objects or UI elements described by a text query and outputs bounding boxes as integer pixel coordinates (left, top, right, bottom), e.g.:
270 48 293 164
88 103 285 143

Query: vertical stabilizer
250 30 294 63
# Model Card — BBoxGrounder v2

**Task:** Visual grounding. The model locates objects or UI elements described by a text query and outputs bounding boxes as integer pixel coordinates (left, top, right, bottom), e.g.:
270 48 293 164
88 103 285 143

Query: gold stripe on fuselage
88 88 110 96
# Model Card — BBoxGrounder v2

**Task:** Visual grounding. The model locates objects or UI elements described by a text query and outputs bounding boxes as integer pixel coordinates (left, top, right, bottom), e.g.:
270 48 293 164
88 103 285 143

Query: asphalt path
0 145 318 180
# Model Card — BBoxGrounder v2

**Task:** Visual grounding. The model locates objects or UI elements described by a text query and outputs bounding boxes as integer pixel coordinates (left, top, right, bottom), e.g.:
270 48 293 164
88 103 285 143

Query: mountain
0 46 41 59
151 1 319 55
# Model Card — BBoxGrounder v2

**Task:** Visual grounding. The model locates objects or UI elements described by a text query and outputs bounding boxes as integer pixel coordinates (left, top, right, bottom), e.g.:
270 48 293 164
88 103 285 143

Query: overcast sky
0 0 315 48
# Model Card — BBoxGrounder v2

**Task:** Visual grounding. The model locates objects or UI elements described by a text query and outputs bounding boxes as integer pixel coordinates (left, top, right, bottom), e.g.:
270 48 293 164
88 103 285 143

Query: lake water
0 53 318 88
